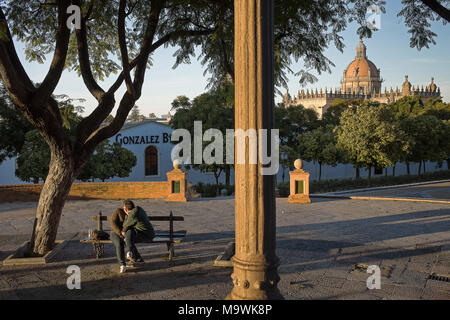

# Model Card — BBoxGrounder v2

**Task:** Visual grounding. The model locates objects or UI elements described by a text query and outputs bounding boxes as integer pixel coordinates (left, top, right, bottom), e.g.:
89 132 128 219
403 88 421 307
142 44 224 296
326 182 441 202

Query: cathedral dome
344 40 379 78
345 58 379 78
341 40 382 95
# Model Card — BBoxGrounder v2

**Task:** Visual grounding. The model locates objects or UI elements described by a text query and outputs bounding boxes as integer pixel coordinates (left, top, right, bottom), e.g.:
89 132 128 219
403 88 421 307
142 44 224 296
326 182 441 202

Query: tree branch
81 0 168 155
73 0 105 101
81 92 134 157
79 1 216 157
420 0 450 22
108 28 215 94
0 8 36 104
0 8 70 152
35 0 71 100
118 0 135 96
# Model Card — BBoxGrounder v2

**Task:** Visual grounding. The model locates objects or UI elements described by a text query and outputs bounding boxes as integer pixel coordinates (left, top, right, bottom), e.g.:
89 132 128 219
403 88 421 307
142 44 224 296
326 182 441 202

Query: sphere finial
173 159 181 169
294 159 303 170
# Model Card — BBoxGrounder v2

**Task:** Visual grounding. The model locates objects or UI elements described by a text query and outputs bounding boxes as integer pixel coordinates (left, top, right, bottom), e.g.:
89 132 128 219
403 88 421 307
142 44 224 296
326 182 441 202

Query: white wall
0 120 447 186
0 157 31 185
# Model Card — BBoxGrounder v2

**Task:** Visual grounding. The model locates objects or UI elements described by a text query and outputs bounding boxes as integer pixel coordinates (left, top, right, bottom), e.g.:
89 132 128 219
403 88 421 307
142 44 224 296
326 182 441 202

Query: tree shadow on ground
1 206 448 299
0 243 231 299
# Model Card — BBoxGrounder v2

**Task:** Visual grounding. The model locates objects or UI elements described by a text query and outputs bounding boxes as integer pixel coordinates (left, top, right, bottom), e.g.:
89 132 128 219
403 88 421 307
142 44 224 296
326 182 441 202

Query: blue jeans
124 229 151 260
110 232 126 265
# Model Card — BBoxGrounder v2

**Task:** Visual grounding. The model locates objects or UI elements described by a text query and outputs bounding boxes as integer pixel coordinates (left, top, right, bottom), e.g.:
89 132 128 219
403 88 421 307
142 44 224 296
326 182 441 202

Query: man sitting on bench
121 199 155 267
110 207 129 273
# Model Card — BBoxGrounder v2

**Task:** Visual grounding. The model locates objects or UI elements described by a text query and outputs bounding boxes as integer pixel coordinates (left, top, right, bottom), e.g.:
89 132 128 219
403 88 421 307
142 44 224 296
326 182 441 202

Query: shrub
277 182 290 197
310 170 450 194
276 170 450 196
193 182 234 197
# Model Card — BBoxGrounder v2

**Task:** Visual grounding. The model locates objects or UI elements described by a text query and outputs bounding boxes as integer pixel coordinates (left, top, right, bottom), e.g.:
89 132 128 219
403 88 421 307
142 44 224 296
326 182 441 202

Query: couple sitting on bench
110 199 155 273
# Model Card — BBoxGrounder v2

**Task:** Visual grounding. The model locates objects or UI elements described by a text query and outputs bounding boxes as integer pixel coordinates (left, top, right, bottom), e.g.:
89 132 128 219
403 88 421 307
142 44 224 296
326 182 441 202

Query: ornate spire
356 38 367 58
427 77 437 92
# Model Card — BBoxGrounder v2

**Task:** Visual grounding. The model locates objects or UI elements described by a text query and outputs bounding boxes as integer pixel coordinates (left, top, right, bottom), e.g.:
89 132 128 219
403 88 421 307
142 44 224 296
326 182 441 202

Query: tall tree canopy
169 83 234 187
298 125 345 181
335 102 410 184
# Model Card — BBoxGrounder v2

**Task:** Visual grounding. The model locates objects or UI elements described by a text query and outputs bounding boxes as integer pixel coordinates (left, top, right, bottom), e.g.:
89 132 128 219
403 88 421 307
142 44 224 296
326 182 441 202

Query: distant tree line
170 85 450 187
292 96 450 185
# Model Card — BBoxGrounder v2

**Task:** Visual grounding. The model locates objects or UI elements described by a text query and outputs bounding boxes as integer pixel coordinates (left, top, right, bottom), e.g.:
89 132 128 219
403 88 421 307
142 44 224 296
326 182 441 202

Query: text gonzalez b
178 304 273 317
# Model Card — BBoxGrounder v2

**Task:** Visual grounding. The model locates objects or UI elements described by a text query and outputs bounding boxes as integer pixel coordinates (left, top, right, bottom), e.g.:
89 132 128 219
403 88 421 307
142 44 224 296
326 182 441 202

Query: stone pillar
166 160 189 202
227 0 282 300
288 159 311 204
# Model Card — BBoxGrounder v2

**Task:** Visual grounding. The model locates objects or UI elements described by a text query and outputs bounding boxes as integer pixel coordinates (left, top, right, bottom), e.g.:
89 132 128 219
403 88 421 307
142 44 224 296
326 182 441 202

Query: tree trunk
225 167 231 186
423 160 426 173
28 154 76 256
406 162 410 175
447 158 450 170
355 167 360 179
318 162 322 181
418 161 422 176
367 167 371 187
392 164 396 177
214 170 221 195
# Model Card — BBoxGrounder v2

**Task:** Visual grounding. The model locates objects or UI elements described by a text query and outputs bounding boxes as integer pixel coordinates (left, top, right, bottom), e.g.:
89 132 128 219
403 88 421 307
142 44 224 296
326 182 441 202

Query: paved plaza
335 181 450 201
0 182 449 300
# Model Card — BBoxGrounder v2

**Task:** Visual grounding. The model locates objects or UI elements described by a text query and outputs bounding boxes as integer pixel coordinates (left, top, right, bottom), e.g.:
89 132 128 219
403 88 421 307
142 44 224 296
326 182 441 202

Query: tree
274 103 319 147
1 83 85 164
297 125 345 181
279 145 297 182
78 141 137 182
0 1 217 255
422 98 450 120
0 84 34 164
398 114 448 175
18 132 136 183
15 130 51 184
389 96 425 119
169 83 234 189
177 1 449 91
335 102 410 185
388 97 450 174
322 99 361 127
171 95 191 111
444 120 450 170
128 105 141 121
0 0 447 256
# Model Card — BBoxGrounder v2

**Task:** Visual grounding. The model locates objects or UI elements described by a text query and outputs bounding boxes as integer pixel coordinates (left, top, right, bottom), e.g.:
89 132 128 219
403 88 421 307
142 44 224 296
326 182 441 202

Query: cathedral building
283 39 441 118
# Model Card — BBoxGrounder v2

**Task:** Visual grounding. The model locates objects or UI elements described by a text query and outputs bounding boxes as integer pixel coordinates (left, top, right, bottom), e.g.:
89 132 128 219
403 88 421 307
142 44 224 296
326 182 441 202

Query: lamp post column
227 0 282 300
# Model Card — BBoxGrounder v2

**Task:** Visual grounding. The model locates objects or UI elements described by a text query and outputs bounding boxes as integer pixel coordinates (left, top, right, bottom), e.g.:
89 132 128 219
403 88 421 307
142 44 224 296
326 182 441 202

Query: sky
12 1 450 118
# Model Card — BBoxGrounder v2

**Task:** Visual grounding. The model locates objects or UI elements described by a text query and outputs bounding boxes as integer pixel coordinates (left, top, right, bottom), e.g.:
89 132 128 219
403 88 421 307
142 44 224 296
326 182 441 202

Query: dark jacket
110 208 126 236
122 206 155 239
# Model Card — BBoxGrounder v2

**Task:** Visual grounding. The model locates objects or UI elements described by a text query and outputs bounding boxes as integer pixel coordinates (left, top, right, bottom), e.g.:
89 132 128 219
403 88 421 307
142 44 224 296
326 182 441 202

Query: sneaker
119 265 127 273
126 251 136 263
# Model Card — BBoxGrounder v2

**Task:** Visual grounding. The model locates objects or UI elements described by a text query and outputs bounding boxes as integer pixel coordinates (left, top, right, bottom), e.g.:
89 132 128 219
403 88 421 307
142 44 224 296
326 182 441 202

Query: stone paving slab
0 190 449 300
339 181 450 200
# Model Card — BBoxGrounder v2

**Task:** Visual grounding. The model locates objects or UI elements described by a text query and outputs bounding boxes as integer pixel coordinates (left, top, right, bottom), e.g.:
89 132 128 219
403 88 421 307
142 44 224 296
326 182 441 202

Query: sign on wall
115 133 171 145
